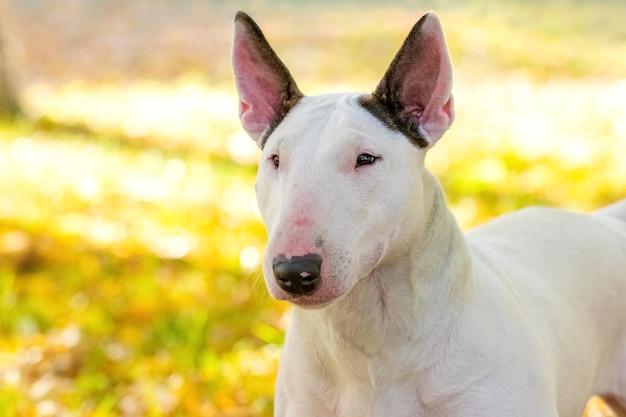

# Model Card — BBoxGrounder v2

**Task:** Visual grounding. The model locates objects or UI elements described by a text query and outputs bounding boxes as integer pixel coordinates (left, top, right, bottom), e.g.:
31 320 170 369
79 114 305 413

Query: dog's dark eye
356 153 378 167
272 154 280 168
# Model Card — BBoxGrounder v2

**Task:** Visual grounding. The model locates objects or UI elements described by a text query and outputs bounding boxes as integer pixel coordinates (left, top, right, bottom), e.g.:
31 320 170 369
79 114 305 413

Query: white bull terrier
231 11 626 417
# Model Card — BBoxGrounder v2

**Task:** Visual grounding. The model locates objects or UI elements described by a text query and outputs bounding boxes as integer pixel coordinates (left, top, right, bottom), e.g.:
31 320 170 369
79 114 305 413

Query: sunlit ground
21 74 626 227
0 0 625 416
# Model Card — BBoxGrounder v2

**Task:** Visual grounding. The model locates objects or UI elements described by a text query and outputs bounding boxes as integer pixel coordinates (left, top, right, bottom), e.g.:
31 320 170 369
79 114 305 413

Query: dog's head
232 11 454 308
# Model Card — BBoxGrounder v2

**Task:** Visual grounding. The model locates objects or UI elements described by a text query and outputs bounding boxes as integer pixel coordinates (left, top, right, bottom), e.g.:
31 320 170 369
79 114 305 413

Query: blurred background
0 0 624 416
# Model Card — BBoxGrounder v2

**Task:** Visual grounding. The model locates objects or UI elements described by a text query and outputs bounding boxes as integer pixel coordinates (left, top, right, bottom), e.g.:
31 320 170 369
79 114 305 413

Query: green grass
1 0 625 416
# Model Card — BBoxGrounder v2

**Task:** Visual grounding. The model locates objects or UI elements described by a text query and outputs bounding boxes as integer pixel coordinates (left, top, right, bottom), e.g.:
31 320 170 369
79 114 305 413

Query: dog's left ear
374 12 454 148
232 12 303 147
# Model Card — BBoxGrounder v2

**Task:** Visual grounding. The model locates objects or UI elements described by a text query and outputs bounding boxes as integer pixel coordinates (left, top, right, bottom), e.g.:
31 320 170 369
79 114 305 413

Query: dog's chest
333 378 425 417
323 349 427 416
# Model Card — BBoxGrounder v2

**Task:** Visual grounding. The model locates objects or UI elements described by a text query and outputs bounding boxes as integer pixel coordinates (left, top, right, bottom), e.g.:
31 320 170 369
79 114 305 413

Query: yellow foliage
1 1 624 416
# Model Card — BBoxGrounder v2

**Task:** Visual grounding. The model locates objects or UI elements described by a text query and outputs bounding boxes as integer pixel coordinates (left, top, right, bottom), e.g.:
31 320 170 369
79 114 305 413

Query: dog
231 11 626 417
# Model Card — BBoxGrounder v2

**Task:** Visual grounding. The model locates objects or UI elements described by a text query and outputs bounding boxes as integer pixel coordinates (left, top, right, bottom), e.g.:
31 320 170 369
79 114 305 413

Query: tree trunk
0 0 22 117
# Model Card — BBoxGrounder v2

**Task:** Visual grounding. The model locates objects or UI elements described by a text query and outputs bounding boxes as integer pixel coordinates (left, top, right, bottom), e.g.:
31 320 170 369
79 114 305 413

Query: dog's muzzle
272 254 322 297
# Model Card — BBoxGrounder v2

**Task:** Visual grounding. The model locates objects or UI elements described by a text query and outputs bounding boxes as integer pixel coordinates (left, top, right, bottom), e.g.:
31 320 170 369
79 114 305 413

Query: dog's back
466 202 626 414
594 199 626 223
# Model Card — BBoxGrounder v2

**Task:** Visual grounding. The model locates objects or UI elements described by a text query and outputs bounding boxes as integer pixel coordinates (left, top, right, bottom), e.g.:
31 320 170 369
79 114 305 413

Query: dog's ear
232 12 303 147
373 12 454 148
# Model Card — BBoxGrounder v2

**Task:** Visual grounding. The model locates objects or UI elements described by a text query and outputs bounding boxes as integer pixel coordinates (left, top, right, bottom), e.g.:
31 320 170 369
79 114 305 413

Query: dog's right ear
232 12 303 147
372 12 454 148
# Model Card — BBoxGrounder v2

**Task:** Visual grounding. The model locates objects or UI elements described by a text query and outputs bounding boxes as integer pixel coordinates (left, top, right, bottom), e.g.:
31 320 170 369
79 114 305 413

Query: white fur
254 93 626 417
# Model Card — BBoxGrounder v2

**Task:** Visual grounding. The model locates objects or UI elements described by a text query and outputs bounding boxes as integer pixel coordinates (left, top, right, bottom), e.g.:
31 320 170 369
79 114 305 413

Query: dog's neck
294 171 473 356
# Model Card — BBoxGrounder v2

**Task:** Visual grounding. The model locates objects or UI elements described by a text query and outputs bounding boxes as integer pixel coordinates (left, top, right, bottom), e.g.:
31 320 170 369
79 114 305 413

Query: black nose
273 254 322 297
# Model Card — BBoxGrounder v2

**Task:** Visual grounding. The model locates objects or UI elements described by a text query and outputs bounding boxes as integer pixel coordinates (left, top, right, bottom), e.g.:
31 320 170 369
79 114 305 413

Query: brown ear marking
358 94 429 148
233 11 303 147
373 13 431 105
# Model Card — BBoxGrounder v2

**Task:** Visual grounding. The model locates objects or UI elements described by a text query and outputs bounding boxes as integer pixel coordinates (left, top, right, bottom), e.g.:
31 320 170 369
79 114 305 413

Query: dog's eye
272 154 280 168
355 153 378 167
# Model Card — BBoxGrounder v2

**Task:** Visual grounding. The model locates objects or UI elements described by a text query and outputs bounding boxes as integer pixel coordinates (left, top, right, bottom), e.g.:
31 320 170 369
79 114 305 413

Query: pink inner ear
420 93 454 146
232 35 283 140
408 14 454 146
232 15 301 143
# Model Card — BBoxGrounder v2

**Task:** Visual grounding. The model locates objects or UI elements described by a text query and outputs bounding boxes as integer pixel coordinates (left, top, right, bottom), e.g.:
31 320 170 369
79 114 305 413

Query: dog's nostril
273 254 322 297
277 276 292 287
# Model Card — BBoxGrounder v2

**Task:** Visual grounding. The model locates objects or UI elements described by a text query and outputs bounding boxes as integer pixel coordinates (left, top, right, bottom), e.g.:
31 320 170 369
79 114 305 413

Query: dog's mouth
272 287 339 309
287 296 334 309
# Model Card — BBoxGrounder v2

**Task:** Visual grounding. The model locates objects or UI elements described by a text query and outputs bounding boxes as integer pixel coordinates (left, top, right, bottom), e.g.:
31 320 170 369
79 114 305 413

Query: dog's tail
593 199 626 223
